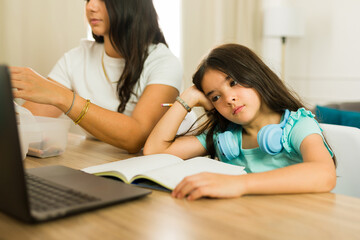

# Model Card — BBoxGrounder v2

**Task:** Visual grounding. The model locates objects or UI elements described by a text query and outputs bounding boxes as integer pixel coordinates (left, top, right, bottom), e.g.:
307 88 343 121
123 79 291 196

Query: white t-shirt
48 39 183 116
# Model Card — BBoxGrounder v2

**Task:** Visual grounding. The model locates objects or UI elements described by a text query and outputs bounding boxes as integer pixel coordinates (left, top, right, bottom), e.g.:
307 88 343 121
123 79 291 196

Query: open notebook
83 153 247 191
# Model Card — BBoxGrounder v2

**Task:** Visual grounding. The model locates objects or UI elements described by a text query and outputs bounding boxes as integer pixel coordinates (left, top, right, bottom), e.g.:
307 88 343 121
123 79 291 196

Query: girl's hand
180 85 214 111
171 172 246 200
10 66 66 106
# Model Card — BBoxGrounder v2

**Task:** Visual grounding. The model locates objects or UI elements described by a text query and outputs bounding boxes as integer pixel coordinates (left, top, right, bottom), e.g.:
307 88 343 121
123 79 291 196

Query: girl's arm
172 133 337 200
241 134 336 195
143 85 213 159
11 67 179 153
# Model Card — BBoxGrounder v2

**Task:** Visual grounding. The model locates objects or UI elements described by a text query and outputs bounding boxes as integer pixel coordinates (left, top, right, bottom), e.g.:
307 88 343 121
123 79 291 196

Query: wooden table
1 134 360 240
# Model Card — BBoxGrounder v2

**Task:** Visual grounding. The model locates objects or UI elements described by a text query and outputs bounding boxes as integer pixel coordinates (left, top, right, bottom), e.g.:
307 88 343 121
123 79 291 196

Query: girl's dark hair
93 0 167 113
192 43 306 158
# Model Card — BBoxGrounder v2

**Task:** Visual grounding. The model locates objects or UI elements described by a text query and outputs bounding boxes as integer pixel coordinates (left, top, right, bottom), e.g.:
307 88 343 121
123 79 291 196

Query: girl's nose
225 93 237 105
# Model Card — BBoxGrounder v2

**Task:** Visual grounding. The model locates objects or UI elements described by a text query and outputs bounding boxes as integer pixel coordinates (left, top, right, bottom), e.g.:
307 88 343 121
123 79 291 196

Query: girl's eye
211 95 220 102
230 80 237 87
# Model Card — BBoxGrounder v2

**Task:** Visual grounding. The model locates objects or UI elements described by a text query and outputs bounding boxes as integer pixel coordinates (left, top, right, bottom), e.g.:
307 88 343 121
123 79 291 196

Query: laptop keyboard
26 173 100 212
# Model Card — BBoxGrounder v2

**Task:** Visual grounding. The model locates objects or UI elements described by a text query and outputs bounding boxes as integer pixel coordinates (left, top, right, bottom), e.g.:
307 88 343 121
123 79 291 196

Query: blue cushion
341 110 360 128
315 105 360 128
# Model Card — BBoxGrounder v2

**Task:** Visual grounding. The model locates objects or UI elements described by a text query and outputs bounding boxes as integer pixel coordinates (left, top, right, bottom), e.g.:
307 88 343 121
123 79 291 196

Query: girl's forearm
143 100 189 154
240 162 336 196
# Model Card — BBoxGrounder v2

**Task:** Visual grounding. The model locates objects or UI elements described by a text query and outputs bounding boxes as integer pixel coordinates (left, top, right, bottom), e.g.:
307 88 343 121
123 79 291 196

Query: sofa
313 101 360 129
320 123 360 198
311 101 360 198
320 101 360 112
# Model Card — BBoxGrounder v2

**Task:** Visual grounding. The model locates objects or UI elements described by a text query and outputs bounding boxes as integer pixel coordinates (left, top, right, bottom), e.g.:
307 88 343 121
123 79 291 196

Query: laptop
0 65 151 223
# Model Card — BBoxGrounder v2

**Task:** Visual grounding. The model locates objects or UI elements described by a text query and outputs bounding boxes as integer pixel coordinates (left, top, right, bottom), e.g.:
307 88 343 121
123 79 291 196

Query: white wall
2 0 359 108
263 0 360 107
181 0 262 90
153 0 181 60
0 0 87 76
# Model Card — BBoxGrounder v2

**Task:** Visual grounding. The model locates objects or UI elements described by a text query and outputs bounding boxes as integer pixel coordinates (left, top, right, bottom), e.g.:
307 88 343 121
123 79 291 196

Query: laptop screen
0 65 32 221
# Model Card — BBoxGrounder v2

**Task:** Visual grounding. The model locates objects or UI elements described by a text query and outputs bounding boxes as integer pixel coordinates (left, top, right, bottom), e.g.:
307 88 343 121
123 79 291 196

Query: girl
10 0 182 153
143 43 336 200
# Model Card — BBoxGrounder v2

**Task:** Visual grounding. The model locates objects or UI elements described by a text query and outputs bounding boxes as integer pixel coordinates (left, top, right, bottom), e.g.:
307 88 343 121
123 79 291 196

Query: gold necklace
101 51 111 84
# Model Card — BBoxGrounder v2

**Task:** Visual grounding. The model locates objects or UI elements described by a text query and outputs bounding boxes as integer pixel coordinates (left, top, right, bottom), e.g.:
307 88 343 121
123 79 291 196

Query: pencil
161 103 173 107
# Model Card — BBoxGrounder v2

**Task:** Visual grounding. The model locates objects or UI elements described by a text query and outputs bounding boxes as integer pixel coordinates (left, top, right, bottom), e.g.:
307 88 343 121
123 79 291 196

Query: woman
11 0 182 153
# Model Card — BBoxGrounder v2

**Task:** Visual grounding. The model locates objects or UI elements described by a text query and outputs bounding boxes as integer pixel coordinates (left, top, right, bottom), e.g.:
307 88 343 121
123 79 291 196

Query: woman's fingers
10 67 35 92
9 66 23 73
8 66 56 104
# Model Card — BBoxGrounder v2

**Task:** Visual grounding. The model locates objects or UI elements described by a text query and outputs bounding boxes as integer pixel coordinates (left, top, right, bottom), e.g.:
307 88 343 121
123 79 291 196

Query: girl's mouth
233 105 244 115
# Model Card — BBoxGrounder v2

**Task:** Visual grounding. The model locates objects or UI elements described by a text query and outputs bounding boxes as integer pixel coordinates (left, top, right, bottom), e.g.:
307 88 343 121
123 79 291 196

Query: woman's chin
90 29 105 38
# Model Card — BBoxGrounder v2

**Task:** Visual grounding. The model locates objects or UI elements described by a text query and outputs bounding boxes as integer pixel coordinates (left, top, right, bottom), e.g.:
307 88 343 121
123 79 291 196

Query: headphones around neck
216 109 291 160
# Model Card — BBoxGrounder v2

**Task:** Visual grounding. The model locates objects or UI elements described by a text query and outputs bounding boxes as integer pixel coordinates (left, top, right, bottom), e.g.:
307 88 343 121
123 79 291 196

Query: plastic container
26 116 71 158
18 122 42 160
18 132 29 160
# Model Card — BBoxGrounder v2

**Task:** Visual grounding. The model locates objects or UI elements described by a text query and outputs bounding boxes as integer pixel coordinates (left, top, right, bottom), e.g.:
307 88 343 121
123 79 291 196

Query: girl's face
86 0 110 37
201 69 262 126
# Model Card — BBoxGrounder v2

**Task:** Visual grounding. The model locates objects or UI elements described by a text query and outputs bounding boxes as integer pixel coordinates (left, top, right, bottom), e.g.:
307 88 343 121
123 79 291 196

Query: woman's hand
180 85 214 111
171 172 246 200
10 66 66 106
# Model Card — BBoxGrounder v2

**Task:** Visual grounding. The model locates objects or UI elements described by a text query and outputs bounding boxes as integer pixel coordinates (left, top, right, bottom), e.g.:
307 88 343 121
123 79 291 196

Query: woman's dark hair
93 0 167 113
192 43 306 158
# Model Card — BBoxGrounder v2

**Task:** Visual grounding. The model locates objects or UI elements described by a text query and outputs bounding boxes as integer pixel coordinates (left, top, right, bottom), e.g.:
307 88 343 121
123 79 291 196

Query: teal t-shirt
196 108 333 173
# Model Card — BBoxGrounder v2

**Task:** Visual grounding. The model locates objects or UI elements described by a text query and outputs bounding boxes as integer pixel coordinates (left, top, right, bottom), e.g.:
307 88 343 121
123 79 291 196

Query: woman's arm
11 67 179 153
22 101 63 117
143 85 213 159
172 133 337 200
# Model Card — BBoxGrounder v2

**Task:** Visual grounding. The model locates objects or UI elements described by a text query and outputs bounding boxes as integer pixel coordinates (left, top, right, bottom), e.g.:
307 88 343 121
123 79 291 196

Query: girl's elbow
142 142 158 155
143 140 168 155
325 173 337 192
319 170 337 192
142 147 151 155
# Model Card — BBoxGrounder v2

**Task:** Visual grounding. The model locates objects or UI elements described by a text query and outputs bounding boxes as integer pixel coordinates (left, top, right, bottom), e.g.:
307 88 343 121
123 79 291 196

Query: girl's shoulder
284 108 321 134
288 108 316 125
282 108 322 154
